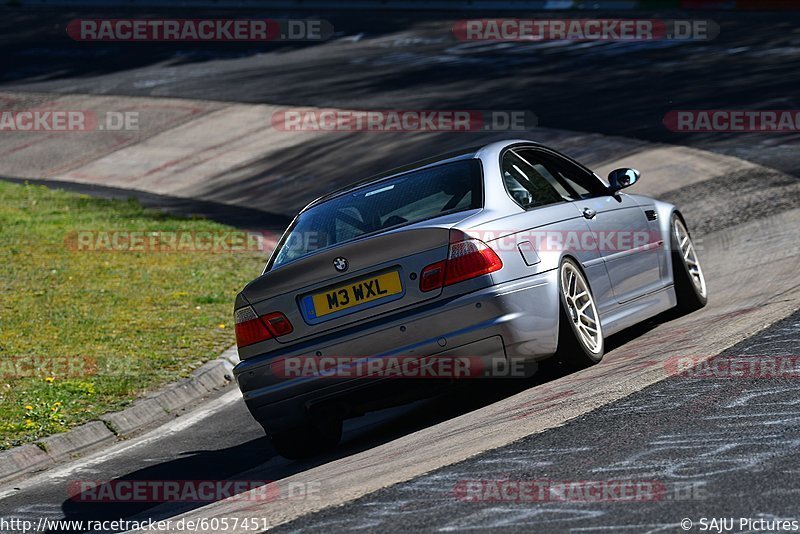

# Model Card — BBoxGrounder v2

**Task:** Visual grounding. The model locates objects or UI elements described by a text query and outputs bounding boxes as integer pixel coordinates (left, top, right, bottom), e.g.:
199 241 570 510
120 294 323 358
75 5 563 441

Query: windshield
269 159 483 270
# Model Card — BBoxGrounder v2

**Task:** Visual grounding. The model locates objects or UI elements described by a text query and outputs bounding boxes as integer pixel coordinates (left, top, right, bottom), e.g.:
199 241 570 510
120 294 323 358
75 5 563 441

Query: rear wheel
268 418 342 460
556 258 604 368
671 215 707 313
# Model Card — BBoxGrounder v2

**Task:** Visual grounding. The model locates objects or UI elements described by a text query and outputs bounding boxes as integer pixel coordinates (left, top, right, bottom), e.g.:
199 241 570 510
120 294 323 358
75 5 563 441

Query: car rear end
232 156 552 437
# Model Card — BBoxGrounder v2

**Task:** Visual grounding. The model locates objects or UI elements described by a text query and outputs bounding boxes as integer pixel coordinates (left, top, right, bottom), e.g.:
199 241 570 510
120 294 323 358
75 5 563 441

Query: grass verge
0 181 268 450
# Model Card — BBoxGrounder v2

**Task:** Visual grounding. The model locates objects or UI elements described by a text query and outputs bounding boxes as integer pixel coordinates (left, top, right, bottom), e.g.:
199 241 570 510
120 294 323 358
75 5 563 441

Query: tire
555 258 604 368
268 417 342 460
670 214 708 313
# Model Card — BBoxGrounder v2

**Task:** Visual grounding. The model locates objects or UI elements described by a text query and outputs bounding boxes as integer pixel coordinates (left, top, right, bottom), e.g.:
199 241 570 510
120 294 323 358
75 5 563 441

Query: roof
302 145 485 212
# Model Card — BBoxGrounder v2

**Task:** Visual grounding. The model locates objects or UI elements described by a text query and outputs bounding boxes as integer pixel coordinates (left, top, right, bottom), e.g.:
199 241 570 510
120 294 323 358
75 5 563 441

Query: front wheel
555 258 604 368
670 215 708 313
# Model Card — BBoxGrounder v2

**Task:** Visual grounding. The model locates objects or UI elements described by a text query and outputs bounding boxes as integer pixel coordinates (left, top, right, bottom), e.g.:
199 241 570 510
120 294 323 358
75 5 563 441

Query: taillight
420 260 446 292
445 239 503 285
419 238 503 292
234 307 293 347
263 311 293 336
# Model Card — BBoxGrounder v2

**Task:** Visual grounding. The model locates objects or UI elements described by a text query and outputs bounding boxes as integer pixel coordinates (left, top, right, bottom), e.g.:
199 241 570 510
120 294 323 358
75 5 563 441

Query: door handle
582 207 597 219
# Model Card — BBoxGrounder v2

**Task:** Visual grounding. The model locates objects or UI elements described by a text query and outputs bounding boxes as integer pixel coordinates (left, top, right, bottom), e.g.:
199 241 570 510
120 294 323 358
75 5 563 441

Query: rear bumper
234 269 559 433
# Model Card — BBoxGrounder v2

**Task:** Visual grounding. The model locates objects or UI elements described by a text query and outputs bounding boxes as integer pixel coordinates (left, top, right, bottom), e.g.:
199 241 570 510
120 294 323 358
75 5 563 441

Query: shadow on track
55 310 681 532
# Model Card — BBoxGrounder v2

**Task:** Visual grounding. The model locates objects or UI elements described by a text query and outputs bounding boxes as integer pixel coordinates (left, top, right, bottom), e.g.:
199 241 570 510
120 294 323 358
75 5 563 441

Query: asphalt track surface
0 178 796 533
1 8 800 175
0 6 799 534
275 310 800 533
130 207 800 534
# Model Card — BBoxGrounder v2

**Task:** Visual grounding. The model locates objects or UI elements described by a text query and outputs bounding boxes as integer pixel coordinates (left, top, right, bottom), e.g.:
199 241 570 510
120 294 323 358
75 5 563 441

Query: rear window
269 159 483 269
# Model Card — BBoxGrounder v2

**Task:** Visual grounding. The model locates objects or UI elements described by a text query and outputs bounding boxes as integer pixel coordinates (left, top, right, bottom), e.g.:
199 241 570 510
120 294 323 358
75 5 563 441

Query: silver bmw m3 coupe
233 140 707 458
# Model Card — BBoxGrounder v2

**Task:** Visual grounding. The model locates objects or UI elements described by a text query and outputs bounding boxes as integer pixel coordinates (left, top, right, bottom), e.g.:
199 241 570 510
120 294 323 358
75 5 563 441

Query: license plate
304 270 403 320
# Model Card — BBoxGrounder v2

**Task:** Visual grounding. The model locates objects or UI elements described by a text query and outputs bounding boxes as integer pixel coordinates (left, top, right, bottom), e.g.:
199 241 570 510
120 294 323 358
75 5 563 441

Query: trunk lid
240 215 474 344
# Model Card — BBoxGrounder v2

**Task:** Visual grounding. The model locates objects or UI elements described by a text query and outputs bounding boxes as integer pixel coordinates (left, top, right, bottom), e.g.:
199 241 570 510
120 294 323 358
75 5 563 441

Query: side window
501 150 569 209
518 149 607 199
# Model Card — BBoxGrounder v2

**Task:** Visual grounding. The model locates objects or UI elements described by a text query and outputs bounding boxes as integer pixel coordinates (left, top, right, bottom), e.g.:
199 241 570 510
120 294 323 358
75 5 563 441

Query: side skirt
600 285 677 337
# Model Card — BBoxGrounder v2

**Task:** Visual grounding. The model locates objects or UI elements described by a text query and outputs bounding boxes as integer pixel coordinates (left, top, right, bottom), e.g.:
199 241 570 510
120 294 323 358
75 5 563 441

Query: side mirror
608 168 640 192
